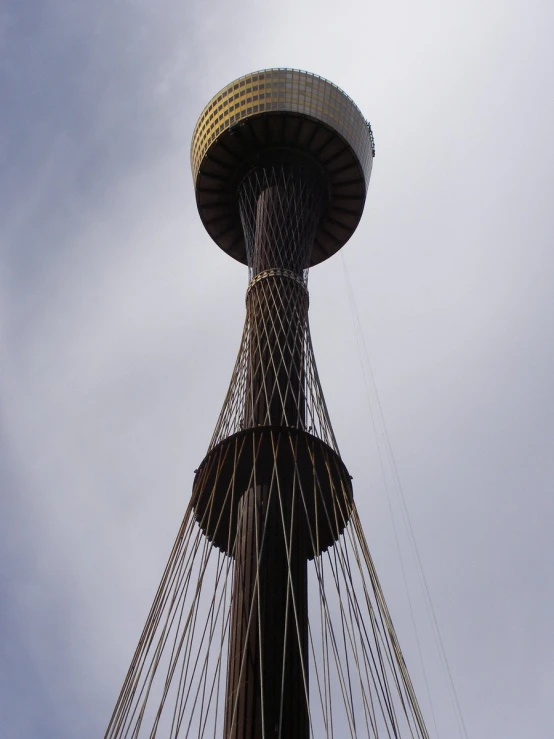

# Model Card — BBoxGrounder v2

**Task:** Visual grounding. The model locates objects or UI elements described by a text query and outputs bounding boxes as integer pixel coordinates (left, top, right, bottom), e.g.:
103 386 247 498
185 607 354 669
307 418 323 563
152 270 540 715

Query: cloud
1 0 553 736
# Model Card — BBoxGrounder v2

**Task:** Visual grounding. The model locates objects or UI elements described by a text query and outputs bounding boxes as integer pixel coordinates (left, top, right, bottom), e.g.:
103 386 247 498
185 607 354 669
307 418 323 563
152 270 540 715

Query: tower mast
105 68 429 739
191 70 371 736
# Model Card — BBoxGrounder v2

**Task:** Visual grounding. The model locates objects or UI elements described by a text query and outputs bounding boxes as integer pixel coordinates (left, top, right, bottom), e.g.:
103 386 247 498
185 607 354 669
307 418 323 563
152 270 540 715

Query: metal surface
219 165 319 738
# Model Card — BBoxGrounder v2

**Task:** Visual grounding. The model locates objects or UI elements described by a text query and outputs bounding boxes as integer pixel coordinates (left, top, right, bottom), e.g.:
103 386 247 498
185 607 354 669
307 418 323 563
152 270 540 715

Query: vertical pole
224 168 317 739
224 482 308 739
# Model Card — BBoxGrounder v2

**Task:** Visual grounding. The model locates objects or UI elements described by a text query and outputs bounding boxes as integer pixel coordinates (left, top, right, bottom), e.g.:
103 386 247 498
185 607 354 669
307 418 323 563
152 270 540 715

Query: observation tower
106 69 429 739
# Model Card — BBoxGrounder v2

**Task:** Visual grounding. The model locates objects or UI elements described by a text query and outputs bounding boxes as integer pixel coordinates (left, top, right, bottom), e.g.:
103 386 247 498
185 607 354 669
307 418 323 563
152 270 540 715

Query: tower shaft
224 165 319 738
224 482 309 739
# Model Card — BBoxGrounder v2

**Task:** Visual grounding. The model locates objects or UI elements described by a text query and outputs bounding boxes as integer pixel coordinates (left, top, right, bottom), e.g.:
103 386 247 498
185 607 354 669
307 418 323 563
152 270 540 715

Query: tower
106 69 429 739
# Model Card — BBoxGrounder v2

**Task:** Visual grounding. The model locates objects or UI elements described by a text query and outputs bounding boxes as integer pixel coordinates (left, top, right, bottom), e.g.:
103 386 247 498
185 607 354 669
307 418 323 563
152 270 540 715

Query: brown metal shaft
224 483 309 739
224 167 320 738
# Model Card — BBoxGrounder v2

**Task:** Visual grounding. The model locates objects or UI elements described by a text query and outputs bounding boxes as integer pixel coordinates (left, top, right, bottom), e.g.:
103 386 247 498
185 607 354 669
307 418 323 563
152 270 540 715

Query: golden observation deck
191 68 375 267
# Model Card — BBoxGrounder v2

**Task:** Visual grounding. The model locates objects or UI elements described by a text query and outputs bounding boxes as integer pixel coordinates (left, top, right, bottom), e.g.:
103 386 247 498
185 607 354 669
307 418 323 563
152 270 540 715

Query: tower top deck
191 68 375 266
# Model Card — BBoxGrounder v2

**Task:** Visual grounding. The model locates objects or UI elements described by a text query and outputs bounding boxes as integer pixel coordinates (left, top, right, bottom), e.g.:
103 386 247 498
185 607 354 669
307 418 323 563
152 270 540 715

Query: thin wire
341 252 469 739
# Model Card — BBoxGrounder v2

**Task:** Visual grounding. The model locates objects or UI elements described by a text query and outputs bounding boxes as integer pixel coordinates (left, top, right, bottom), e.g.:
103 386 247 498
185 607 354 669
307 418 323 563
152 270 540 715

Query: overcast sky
1 0 553 737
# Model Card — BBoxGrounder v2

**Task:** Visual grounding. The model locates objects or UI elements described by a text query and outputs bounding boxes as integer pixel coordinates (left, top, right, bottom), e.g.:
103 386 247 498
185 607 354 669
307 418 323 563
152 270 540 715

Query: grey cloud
1 0 553 737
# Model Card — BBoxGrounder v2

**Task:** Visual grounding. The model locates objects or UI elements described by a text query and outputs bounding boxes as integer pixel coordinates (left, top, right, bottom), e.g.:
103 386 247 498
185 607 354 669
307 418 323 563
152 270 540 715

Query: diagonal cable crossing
106 161 431 739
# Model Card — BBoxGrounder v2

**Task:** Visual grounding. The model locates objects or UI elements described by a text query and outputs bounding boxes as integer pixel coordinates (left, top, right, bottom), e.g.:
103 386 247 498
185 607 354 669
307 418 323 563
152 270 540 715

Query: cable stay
340 252 470 739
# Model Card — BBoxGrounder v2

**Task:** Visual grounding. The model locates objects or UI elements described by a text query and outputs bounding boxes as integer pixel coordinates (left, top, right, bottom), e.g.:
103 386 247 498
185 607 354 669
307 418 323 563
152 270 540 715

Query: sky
1 0 553 737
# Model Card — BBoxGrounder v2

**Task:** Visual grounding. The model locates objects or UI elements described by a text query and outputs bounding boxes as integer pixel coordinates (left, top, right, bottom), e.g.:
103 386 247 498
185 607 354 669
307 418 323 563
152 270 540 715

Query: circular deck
192 426 353 559
191 69 374 267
